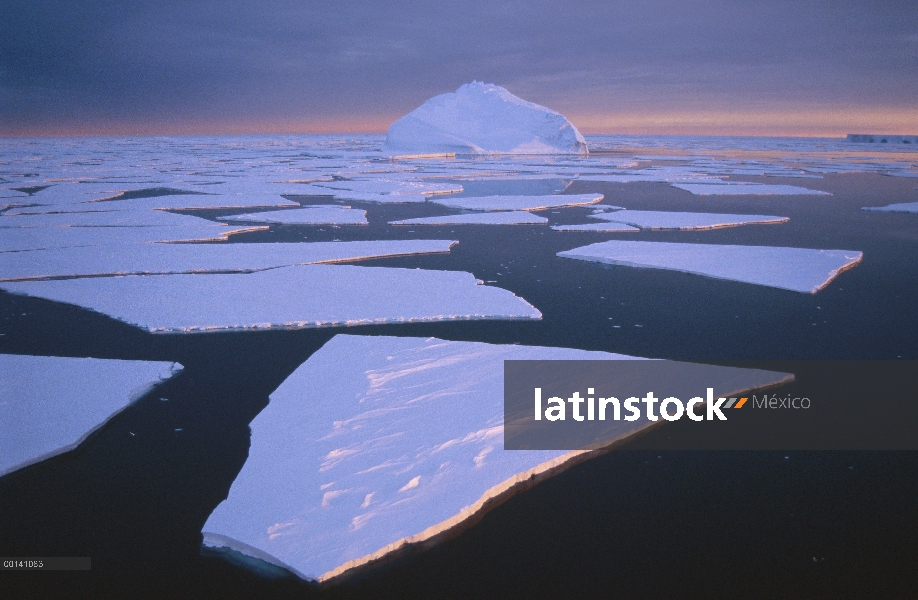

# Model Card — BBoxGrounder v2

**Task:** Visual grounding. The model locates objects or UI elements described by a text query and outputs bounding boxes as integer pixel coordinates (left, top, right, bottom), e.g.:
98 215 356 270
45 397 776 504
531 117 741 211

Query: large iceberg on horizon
383 82 588 157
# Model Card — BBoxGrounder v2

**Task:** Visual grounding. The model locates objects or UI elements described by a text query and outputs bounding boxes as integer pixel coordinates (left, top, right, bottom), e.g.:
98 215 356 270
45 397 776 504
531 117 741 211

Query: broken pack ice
430 193 603 212
558 240 862 293
390 212 548 226
201 334 790 581
0 239 457 281
588 210 789 230
0 265 541 332
0 355 182 477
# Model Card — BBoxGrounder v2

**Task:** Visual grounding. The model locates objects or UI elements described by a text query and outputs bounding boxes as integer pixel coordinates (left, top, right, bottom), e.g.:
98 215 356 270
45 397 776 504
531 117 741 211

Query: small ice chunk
558 240 862 293
0 265 541 333
221 207 368 226
430 193 603 212
589 210 789 230
0 355 182 477
201 334 791 581
551 222 639 232
390 212 547 226
671 183 830 196
861 202 918 214
0 240 457 281
383 82 588 156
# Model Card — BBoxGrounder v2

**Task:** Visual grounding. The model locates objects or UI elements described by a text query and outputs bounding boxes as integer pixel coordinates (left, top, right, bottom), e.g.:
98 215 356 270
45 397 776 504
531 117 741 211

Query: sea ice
551 222 639 232
0 355 182 477
390 212 548 226
671 183 830 196
430 193 603 212
558 240 862 293
0 240 457 281
0 209 221 228
297 179 462 203
861 202 918 214
201 334 791 581
220 207 368 226
588 210 789 230
6 195 300 214
383 82 588 156
0 225 264 253
0 265 540 332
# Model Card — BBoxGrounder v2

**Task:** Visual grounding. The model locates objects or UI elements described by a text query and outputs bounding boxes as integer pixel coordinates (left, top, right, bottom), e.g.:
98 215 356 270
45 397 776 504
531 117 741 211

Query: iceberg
0 265 541 333
390 212 548 226
383 82 588 156
0 355 182 477
430 193 603 212
588 210 789 230
558 240 862 293
861 202 918 214
0 240 457 281
220 207 368 226
201 334 791 581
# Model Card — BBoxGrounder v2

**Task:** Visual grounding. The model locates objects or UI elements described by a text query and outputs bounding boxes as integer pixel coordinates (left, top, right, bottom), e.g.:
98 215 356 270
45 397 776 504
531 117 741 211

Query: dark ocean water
2 170 917 598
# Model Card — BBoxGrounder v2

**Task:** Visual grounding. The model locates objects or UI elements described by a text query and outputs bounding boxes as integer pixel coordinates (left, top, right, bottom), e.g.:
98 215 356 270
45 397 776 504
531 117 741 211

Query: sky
1 0 917 137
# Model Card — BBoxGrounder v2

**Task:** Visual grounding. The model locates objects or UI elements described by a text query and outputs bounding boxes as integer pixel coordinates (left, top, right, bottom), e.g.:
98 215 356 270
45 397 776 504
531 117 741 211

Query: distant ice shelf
0 239 457 281
558 240 862 293
0 355 182 478
430 193 603 212
383 82 588 156
588 210 789 230
390 212 548 226
201 334 791 582
0 265 541 332
861 202 918 214
670 183 830 196
220 207 368 226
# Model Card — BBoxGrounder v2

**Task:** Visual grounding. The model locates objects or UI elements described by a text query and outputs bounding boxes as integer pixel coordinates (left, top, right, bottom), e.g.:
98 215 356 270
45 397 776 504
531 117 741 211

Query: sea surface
1 134 917 598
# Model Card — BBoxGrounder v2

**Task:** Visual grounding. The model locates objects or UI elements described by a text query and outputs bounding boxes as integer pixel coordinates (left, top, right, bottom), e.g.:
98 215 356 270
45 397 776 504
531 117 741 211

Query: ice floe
201 334 790 581
383 82 588 156
296 179 462 204
0 240 457 281
558 240 862 293
551 222 639 232
0 265 540 332
588 210 789 230
671 183 830 196
0 209 220 228
6 195 300 214
861 202 918 214
430 193 603 212
0 225 264 253
390 212 548 226
220 207 368 226
0 355 182 477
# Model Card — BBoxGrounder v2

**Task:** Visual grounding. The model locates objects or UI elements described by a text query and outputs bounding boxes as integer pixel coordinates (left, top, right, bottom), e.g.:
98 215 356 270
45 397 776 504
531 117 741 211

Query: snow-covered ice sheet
0 355 182 477
861 202 918 214
0 209 220 228
383 82 588 156
558 240 862 293
671 183 830 196
0 265 540 332
390 212 548 226
551 222 639 232
0 240 457 281
220 207 368 226
0 225 264 253
588 210 789 230
430 193 603 212
201 334 791 581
